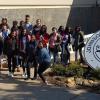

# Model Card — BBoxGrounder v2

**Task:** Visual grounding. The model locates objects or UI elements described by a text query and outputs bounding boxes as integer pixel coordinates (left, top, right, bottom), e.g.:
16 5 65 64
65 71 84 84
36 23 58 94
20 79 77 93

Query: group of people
0 14 85 84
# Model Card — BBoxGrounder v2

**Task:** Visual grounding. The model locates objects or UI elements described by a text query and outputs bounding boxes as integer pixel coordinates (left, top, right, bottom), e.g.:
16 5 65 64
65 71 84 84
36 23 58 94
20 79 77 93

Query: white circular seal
84 31 100 69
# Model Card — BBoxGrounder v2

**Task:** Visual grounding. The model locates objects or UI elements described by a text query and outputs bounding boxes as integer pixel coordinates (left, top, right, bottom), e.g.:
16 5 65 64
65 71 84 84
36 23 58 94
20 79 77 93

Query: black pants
7 52 16 73
26 57 37 78
20 51 27 73
79 47 84 63
65 45 70 64
38 62 50 83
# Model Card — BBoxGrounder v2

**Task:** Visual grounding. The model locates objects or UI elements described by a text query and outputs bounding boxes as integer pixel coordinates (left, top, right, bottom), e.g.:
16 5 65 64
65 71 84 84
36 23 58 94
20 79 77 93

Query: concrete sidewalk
0 68 100 100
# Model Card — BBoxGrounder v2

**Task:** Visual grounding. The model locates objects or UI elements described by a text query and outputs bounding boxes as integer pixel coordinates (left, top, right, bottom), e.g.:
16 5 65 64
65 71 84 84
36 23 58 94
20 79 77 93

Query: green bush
52 63 87 77
52 63 100 79
52 64 66 76
66 63 85 77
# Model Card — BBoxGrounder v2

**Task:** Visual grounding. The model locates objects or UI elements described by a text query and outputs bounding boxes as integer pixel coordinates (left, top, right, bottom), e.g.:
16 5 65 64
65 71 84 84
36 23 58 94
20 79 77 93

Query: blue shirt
2 31 9 40
24 22 33 33
37 48 51 64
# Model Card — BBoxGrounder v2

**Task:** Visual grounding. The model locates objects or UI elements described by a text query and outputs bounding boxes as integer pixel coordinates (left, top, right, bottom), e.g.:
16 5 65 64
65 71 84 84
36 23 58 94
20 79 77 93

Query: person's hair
13 20 18 25
2 18 7 21
58 26 64 33
20 20 24 25
69 28 73 35
2 18 7 22
36 19 41 22
65 26 71 34
75 26 81 31
52 27 57 31
10 30 16 37
21 27 27 31
25 15 30 18
31 34 35 37
38 40 43 47
40 25 47 33
0 18 9 29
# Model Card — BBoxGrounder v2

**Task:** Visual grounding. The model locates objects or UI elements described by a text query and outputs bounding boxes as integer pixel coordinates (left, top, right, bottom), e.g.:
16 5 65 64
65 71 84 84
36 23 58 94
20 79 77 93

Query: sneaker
8 72 12 76
11 73 14 78
45 81 52 86
45 81 49 85
8 72 14 77
41 81 50 86
22 73 27 78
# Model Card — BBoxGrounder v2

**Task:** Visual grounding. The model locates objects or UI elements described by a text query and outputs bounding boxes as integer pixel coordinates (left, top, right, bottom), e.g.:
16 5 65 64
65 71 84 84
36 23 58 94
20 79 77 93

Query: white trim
0 5 94 9
0 5 72 9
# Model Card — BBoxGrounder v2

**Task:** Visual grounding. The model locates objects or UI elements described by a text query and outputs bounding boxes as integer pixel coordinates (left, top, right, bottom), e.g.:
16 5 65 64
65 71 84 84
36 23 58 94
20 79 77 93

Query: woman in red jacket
40 25 49 48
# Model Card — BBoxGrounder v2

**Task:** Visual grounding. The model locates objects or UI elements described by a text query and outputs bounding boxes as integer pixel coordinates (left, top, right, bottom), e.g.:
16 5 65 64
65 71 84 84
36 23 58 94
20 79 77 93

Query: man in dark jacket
73 26 85 63
3 31 17 77
25 35 37 80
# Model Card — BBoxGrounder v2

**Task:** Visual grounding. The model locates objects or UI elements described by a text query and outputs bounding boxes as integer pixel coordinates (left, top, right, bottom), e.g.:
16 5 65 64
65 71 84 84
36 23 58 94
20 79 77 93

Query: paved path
0 68 100 100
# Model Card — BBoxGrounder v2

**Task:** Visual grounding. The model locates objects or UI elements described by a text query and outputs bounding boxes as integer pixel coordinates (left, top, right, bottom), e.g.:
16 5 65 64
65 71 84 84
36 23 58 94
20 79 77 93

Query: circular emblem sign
84 31 100 69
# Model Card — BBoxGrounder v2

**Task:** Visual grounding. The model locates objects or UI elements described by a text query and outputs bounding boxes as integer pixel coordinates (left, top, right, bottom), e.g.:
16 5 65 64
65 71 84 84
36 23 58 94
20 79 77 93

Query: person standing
32 19 42 41
0 25 10 41
40 25 50 48
11 20 21 71
18 20 25 33
0 18 9 30
64 27 71 65
19 28 31 78
49 27 61 64
73 26 85 63
58 26 65 63
25 35 38 80
24 15 33 34
3 31 17 77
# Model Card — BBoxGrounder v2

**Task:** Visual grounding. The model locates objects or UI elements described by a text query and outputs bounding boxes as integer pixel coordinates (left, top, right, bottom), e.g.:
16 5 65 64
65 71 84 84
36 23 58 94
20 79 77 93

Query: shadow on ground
0 72 100 100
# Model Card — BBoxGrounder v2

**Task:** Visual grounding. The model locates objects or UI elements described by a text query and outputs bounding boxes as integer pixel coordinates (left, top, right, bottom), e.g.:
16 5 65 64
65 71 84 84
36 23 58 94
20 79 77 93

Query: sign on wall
84 31 100 69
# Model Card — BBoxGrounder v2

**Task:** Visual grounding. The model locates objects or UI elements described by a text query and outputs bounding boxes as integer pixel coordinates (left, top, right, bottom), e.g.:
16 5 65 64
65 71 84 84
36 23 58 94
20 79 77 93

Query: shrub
52 63 86 77
52 63 100 79
92 68 100 80
52 64 66 76
65 63 85 77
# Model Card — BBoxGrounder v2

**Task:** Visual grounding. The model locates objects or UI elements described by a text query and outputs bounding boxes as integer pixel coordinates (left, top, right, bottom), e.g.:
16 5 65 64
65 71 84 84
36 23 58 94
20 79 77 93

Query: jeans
53 52 58 63
61 43 66 63
26 57 37 78
61 43 70 65
20 52 27 73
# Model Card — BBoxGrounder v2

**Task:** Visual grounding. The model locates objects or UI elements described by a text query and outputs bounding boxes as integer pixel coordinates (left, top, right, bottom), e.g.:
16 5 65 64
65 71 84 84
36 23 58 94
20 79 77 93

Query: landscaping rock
75 77 83 85
83 79 92 87
65 77 76 88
